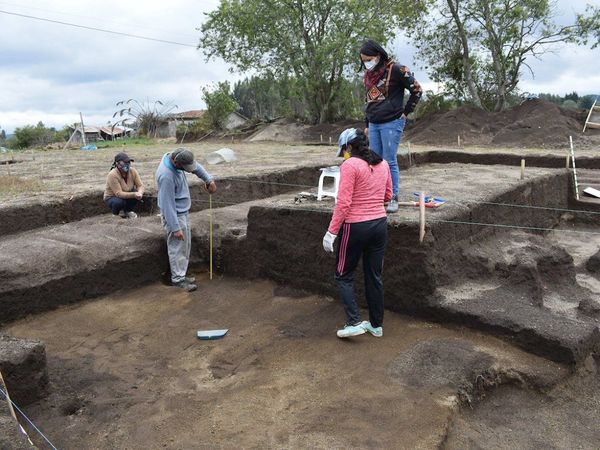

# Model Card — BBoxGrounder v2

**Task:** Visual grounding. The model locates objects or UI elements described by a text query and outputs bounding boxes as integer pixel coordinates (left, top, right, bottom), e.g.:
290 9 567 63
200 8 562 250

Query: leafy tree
201 82 238 130
233 74 297 121
564 92 579 102
9 122 65 149
0 129 6 142
232 73 364 122
413 90 459 119
575 4 600 48
198 0 426 124
112 99 178 137
561 99 578 109
578 95 598 110
411 0 600 111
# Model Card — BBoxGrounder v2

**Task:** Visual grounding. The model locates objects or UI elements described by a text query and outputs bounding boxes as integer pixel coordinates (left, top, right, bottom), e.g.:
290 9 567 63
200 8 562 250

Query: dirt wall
0 241 168 325
0 166 322 238
235 172 570 317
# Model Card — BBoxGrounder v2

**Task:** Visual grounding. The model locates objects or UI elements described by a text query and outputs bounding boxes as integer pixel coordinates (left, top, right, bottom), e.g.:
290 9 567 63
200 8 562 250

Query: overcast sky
0 0 598 133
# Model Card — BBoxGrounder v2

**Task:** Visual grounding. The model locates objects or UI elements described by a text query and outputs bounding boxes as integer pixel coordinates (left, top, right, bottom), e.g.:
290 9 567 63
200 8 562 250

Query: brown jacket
103 167 144 200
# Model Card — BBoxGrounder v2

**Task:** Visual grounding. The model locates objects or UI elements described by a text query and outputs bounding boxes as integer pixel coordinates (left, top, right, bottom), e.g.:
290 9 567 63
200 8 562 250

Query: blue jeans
105 197 138 215
368 117 406 197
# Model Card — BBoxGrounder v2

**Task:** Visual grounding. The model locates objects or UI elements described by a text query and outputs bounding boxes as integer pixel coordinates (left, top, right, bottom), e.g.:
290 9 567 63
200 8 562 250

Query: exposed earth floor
5 275 599 450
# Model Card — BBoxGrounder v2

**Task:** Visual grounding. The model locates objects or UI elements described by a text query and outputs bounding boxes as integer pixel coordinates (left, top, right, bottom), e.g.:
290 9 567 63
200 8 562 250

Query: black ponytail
348 129 383 165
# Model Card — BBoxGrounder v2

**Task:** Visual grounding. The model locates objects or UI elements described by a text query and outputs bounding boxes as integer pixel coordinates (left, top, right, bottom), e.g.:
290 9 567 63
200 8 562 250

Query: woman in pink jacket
323 128 393 338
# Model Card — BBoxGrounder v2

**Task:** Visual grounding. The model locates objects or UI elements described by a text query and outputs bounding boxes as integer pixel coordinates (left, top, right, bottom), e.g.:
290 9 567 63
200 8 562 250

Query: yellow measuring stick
209 194 213 280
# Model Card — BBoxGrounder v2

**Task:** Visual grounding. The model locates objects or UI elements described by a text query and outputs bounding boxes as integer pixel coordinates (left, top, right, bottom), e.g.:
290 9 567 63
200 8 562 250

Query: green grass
95 137 158 149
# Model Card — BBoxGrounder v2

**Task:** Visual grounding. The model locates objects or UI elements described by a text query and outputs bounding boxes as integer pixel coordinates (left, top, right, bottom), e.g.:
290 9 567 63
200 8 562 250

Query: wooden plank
583 99 597 133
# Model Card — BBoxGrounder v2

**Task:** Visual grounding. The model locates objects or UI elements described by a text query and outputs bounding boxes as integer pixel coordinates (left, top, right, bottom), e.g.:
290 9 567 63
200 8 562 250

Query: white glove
322 231 337 253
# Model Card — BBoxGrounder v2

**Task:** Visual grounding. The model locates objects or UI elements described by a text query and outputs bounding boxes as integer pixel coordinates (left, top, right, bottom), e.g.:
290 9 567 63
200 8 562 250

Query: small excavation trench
1 153 600 449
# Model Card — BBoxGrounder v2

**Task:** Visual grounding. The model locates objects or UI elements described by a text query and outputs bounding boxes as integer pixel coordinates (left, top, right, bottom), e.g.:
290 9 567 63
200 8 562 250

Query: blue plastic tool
413 192 445 203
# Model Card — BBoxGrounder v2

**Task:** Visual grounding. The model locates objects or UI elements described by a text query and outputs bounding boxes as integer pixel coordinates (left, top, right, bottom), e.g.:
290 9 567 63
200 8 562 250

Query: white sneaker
360 321 383 337
125 211 138 219
336 324 366 338
386 196 399 213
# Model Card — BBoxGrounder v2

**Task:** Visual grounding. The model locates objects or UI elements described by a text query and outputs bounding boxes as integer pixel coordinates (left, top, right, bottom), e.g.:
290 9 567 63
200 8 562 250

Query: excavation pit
1 146 600 449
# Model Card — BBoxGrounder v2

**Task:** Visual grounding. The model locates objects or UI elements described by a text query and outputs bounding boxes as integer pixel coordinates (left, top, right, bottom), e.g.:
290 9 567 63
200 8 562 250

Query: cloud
0 0 597 134
0 0 228 133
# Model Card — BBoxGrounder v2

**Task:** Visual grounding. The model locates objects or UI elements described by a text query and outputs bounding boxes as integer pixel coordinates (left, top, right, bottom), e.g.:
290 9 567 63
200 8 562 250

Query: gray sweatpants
162 213 191 283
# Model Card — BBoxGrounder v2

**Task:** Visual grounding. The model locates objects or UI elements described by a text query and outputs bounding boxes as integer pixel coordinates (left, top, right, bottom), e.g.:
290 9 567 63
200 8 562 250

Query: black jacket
365 63 422 126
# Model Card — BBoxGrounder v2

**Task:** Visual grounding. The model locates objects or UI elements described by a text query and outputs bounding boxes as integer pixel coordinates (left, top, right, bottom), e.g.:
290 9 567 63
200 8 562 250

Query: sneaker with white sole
386 196 399 213
185 276 196 283
125 211 138 219
336 324 366 338
360 321 383 337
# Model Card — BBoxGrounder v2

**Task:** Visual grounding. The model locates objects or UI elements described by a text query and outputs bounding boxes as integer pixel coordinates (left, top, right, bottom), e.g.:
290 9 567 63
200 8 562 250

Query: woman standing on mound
323 128 392 338
360 39 422 213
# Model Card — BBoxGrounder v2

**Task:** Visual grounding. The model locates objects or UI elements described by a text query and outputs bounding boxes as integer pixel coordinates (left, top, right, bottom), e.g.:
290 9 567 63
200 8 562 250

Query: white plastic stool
317 166 341 202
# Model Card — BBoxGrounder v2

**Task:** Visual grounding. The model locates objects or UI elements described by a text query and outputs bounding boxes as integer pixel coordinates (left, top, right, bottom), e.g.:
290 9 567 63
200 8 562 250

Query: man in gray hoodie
156 148 217 291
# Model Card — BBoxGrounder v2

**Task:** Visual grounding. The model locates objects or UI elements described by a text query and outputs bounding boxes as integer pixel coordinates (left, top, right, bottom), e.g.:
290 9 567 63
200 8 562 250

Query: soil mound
405 99 595 148
246 118 364 144
246 99 598 148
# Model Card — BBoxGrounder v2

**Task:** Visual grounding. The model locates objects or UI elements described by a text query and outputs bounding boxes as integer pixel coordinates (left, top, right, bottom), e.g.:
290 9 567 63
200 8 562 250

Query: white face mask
364 58 379 71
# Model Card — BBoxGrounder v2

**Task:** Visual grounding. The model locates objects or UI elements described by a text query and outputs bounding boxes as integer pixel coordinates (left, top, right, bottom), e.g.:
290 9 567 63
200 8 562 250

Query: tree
578 95 598 110
198 0 425 124
0 129 6 141
411 1 600 111
9 122 65 149
201 82 238 130
112 99 178 137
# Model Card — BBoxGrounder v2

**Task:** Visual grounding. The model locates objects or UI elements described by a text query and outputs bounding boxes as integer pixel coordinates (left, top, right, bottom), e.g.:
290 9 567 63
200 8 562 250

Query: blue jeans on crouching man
368 117 406 198
106 197 138 215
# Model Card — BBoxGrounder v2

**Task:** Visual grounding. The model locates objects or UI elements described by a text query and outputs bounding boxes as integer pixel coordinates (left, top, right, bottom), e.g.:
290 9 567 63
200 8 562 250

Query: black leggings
334 217 387 327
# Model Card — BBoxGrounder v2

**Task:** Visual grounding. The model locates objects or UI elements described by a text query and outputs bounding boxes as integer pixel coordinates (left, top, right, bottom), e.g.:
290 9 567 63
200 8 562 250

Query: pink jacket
327 157 393 234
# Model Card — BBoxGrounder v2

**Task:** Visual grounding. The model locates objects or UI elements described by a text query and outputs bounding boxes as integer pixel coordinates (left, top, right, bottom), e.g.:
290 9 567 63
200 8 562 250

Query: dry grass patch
0 174 43 197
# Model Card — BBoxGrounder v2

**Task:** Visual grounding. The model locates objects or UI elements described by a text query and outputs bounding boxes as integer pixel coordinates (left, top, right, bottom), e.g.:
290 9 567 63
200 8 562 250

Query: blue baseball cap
337 128 358 157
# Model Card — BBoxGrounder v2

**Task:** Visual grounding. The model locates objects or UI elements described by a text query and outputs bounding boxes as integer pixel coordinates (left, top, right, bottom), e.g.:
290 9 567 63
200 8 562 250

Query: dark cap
171 147 197 172
114 152 133 163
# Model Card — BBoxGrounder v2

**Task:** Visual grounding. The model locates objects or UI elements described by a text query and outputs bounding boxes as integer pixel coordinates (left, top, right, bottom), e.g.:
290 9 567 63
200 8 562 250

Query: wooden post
566 152 570 169
329 136 332 145
520 159 525 180
79 112 87 147
407 141 412 166
320 134 323 143
457 135 461 147
419 191 426 243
